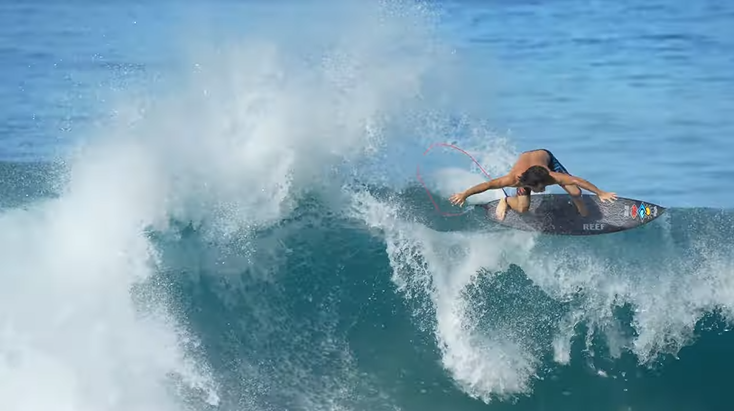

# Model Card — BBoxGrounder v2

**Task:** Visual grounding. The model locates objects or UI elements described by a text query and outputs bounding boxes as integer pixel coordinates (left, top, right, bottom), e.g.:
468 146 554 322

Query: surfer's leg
510 188 531 212
497 188 530 220
562 184 582 197
494 197 508 220
547 151 588 216
562 184 588 216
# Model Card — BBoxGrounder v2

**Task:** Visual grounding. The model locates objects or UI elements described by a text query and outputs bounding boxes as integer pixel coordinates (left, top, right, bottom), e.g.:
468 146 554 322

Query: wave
140 184 734 409
350 184 734 402
6 155 730 409
1 0 733 410
0 0 470 409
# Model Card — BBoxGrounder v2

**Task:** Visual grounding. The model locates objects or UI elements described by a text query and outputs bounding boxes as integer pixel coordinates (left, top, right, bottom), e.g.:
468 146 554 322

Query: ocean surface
1 0 733 410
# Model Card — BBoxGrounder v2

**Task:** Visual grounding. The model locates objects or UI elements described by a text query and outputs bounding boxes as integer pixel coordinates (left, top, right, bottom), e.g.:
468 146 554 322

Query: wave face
1 1 733 411
3 166 734 411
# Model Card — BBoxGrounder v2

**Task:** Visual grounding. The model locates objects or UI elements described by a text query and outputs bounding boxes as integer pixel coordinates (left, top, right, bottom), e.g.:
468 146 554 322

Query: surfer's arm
553 173 602 193
449 174 515 206
463 174 515 197
553 173 617 201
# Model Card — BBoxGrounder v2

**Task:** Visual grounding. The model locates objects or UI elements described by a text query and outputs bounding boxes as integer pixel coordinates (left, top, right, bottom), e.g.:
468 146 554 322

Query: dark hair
519 166 554 187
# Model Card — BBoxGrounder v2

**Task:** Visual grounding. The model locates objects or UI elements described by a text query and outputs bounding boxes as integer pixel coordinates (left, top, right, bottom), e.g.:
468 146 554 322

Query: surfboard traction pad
477 194 666 235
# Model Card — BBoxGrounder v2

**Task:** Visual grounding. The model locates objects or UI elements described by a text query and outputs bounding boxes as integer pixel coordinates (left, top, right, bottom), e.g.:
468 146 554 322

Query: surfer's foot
495 197 508 221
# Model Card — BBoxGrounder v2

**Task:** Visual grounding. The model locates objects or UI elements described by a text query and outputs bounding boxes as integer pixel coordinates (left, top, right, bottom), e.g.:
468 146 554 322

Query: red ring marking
416 142 508 217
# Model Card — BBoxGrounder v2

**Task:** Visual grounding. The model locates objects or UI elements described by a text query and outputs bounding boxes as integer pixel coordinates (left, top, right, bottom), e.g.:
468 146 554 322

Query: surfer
448 149 617 220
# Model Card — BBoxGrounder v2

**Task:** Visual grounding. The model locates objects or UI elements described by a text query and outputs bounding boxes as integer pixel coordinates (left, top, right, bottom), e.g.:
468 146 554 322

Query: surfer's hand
598 191 617 202
449 192 467 207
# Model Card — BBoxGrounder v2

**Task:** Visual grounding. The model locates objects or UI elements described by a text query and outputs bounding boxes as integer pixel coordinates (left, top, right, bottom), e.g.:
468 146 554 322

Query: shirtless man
448 149 617 220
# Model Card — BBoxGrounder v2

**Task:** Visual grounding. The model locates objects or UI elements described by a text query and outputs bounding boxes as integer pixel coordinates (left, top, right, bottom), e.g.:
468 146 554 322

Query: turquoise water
1 1 733 410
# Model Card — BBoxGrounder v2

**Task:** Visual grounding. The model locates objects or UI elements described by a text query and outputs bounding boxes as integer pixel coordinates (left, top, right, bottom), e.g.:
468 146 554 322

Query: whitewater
1 0 733 410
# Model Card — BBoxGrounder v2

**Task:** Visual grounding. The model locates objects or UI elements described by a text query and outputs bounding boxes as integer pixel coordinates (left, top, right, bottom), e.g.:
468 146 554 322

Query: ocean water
1 0 733 410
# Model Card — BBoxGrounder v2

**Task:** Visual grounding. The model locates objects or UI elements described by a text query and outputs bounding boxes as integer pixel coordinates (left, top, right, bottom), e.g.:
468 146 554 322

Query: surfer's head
519 166 554 192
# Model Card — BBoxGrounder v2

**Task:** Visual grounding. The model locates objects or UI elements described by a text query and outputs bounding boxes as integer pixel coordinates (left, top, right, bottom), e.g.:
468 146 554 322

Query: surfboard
476 194 666 235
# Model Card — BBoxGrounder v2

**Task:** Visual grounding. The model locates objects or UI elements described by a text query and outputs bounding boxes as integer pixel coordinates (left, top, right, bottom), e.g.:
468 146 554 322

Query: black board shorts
516 149 569 196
